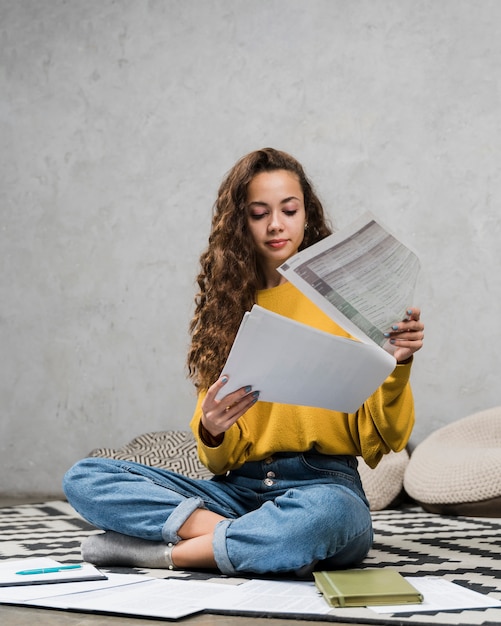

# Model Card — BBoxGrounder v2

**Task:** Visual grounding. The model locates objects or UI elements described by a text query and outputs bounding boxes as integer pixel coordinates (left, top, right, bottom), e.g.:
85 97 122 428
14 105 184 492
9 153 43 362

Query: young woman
63 148 424 577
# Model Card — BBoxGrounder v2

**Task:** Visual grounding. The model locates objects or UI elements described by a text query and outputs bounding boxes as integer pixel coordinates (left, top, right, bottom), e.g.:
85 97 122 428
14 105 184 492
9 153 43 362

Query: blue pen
16 564 83 575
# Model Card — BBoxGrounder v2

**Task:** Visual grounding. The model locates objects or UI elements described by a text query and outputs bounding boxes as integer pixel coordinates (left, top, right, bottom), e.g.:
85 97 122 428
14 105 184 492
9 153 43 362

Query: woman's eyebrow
247 201 268 208
247 196 300 208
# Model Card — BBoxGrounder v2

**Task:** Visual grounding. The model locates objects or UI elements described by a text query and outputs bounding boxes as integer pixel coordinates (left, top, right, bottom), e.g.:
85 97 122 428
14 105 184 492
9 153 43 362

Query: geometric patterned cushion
88 430 213 479
404 406 501 517
89 430 408 511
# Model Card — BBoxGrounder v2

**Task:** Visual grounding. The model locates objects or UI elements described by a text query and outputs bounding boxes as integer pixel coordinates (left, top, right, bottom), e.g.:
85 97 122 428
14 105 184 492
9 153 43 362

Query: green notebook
313 568 424 608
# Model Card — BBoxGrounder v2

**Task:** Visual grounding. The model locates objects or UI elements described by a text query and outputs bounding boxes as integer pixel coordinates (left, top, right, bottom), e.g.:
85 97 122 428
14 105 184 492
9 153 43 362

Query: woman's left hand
385 307 424 363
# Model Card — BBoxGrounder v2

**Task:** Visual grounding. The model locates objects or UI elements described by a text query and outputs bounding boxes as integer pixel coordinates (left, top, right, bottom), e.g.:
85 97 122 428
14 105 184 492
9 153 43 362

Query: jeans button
264 457 274 464
266 471 276 478
263 478 275 487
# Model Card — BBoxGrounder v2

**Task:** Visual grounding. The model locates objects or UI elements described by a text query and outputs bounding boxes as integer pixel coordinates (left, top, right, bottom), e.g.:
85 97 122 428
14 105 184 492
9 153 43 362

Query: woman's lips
266 239 288 249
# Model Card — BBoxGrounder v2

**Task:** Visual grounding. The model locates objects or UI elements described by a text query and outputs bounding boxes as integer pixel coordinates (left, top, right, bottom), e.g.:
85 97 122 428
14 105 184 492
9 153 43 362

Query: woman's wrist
199 422 224 447
397 356 413 365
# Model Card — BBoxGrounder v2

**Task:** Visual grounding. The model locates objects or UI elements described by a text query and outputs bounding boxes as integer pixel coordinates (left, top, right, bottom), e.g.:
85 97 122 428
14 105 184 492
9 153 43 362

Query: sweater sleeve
351 360 415 468
189 392 254 475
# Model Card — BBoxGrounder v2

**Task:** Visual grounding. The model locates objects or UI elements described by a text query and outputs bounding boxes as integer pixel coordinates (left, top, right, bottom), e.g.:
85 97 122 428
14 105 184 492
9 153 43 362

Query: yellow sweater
190 282 414 473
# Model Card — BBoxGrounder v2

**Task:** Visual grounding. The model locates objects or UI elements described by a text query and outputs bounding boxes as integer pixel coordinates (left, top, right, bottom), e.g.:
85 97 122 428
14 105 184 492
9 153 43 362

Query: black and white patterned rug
0 501 500 625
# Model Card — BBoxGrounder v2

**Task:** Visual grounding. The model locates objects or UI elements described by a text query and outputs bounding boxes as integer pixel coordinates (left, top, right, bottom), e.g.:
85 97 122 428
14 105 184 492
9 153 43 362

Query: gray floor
0 497 356 626
0 580 349 626
0 604 347 626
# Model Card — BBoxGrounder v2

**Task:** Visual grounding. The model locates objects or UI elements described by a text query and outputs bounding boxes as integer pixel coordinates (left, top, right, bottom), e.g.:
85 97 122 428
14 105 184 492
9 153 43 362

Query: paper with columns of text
278 212 420 349
217 213 417 412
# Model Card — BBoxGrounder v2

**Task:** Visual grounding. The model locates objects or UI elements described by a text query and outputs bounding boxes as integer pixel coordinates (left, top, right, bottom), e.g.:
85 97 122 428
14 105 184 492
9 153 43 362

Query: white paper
3 572 498 620
369 576 501 614
203 578 331 615
0 573 149 603
216 213 420 412
278 213 420 348
0 557 105 587
25 578 236 620
216 304 395 413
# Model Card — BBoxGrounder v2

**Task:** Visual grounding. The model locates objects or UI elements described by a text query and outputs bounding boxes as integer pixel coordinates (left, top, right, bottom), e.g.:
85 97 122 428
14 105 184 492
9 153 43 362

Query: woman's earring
304 222 309 230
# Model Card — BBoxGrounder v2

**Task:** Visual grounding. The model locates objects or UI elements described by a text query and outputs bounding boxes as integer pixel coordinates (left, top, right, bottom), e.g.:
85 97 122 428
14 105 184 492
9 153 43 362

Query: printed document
369 576 501 614
278 213 420 348
217 213 419 413
2 572 498 619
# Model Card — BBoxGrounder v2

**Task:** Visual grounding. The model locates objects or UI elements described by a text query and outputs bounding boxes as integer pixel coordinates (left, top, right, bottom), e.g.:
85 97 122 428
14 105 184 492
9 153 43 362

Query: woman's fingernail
221 376 228 384
392 325 399 331
383 332 390 338
407 309 413 316
252 391 260 399
244 385 252 393
390 339 396 344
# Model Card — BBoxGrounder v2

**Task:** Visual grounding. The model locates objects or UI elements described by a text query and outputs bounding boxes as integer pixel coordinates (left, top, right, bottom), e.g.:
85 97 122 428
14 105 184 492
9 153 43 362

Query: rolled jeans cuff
212 519 235 575
161 496 205 544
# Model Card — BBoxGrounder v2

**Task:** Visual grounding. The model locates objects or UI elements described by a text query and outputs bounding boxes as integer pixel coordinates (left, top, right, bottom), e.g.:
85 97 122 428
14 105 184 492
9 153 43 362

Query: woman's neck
261 268 288 290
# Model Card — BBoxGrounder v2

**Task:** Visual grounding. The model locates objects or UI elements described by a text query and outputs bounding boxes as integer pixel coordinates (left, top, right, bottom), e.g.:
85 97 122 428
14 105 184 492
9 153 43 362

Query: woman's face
246 169 306 277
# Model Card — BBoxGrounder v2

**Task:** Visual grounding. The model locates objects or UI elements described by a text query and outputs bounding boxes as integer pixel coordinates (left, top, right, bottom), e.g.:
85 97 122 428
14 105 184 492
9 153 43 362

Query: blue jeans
63 451 373 576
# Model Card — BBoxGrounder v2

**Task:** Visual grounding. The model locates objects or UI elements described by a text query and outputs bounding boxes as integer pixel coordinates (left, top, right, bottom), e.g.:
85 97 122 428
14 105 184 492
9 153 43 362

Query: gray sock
81 531 176 569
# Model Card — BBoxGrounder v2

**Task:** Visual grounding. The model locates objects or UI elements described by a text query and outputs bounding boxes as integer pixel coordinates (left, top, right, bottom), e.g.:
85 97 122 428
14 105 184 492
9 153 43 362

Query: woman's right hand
201 376 259 437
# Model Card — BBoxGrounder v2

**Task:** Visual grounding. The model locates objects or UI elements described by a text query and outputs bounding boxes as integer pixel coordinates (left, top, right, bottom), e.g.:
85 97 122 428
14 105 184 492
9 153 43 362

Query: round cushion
358 449 409 511
404 407 501 517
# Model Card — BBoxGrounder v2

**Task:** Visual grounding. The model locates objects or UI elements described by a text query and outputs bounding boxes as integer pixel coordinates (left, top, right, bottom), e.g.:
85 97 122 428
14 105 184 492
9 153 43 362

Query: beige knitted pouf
404 407 501 517
358 449 409 511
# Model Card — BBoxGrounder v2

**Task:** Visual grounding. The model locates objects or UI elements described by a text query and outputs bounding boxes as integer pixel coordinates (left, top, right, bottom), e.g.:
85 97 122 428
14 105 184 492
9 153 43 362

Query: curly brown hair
187 148 333 389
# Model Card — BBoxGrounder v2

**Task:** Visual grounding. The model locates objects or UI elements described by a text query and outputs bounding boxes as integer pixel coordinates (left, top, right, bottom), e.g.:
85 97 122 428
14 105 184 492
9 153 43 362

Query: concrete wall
1 0 500 497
